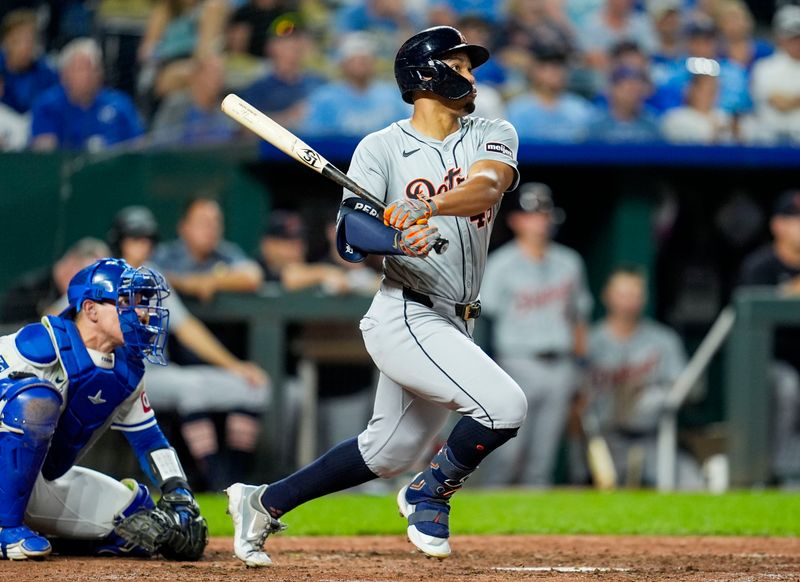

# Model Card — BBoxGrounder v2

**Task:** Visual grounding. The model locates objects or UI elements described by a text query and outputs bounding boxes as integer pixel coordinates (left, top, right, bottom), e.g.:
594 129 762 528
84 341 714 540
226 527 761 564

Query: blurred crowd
2 0 800 152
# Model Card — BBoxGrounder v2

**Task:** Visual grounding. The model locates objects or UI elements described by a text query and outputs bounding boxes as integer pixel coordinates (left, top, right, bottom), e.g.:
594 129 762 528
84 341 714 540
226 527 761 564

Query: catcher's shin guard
397 445 472 559
0 377 62 529
226 483 286 567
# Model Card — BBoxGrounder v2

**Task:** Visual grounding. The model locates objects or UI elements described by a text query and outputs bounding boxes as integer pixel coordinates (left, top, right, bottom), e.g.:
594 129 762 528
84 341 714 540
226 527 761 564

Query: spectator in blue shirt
149 54 238 146
336 0 421 34
241 18 325 130
334 0 422 62
507 41 595 142
0 9 58 114
648 0 685 87
300 33 410 137
498 0 577 92
651 17 752 115
579 0 657 72
31 38 143 151
588 66 662 142
427 0 506 24
717 0 773 73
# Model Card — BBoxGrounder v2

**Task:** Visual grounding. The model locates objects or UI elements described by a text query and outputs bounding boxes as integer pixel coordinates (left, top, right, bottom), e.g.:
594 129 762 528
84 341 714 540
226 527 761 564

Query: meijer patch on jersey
485 142 512 157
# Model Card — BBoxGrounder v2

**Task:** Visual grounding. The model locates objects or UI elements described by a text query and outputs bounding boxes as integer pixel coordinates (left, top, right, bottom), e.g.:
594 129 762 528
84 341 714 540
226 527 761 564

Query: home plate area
1 535 798 581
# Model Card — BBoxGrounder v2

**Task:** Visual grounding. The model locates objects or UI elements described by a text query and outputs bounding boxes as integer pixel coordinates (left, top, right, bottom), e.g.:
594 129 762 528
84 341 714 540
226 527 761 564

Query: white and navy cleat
225 482 285 567
396 484 452 559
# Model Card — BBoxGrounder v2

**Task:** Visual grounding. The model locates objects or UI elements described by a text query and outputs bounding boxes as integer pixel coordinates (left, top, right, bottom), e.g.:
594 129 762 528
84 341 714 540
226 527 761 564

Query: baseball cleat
0 525 52 560
226 482 286 567
396 484 451 559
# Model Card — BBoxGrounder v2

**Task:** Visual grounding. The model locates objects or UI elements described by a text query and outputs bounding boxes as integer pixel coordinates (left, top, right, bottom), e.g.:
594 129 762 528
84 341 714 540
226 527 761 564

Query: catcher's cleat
226 482 285 567
0 525 51 560
397 477 451 559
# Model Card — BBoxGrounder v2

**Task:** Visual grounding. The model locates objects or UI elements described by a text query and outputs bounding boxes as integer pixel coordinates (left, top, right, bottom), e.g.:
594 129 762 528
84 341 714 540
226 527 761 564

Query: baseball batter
226 26 527 566
478 183 593 487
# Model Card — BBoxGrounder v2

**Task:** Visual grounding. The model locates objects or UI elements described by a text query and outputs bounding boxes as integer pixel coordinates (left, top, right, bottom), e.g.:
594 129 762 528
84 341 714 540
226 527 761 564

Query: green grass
196 489 800 537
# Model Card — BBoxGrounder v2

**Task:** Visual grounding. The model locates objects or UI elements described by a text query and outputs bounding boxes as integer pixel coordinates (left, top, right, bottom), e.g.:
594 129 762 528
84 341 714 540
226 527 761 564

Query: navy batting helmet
394 26 489 104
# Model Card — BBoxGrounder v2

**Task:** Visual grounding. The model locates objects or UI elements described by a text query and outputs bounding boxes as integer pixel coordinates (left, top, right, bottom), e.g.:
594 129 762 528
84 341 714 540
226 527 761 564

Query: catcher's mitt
115 489 208 561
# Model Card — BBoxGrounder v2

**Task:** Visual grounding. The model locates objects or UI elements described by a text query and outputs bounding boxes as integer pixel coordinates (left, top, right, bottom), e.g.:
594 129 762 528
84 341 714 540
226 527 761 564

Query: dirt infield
1 535 798 581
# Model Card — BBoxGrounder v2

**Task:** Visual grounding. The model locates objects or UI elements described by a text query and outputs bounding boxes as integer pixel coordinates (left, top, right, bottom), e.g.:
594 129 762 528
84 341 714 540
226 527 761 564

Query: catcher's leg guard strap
0 377 62 525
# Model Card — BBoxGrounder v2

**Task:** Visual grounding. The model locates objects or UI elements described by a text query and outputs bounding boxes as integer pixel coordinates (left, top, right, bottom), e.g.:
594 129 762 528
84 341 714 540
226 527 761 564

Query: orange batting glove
395 223 440 258
384 197 438 230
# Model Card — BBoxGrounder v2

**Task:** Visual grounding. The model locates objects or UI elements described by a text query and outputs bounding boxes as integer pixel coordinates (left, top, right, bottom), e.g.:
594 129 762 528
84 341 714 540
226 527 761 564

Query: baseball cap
531 40 569 63
774 5 800 38
268 12 307 38
609 39 643 59
511 182 567 224
684 16 717 38
337 33 377 61
264 210 305 239
773 189 800 217
647 0 682 20
513 182 551 212
610 65 650 84
110 206 160 241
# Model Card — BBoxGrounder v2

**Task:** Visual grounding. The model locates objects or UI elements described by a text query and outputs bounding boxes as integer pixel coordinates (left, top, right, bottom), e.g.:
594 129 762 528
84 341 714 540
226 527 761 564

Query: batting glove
396 223 440 258
384 197 438 230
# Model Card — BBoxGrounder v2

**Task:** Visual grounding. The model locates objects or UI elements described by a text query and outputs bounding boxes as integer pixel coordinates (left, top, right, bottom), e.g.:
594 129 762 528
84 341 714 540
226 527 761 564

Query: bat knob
433 237 449 255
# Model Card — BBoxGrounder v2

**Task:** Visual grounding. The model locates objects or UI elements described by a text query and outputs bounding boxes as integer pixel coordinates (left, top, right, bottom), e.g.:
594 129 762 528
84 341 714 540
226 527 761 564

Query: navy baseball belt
402 287 482 320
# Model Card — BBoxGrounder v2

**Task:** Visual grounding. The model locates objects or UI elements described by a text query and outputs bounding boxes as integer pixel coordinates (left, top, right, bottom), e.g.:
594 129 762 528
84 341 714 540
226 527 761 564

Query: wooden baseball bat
220 93 448 254
582 401 618 490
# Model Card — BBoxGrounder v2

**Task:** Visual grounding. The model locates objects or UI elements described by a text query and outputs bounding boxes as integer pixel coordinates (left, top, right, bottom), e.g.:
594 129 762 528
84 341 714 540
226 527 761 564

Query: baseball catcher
0 258 206 561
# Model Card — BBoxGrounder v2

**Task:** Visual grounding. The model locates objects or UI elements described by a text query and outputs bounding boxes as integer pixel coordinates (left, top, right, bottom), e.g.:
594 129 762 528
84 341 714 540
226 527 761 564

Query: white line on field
494 566 632 573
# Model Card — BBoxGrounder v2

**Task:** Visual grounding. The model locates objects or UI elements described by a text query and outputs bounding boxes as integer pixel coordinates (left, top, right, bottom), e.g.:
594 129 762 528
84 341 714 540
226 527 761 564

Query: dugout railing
658 287 800 491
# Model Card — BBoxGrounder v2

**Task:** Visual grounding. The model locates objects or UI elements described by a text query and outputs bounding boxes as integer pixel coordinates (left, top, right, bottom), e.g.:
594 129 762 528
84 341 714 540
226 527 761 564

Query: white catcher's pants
356 285 527 478
25 466 137 539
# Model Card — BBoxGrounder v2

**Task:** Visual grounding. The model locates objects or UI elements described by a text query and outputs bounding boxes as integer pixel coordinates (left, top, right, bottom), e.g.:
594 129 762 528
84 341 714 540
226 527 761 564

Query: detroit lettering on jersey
591 352 661 389
513 279 575 312
404 167 493 228
344 116 519 303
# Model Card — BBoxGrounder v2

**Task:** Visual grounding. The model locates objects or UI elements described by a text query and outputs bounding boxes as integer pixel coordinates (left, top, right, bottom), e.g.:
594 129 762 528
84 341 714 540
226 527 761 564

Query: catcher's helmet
395 26 489 104
61 258 171 365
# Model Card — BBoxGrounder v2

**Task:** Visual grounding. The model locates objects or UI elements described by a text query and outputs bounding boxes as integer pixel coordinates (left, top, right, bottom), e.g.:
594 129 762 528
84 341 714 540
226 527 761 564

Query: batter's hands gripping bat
221 93 448 254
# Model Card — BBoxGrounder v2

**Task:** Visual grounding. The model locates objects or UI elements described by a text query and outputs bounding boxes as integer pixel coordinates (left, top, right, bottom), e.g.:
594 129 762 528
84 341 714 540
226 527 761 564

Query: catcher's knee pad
0 376 62 525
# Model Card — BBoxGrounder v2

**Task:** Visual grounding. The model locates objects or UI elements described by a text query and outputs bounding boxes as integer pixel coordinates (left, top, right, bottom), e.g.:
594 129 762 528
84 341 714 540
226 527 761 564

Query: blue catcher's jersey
0 315 156 479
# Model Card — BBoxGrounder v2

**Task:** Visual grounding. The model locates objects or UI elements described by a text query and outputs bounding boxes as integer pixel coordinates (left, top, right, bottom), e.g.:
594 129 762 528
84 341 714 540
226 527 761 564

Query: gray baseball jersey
342 115 528 479
588 319 686 432
343 116 520 303
481 242 593 356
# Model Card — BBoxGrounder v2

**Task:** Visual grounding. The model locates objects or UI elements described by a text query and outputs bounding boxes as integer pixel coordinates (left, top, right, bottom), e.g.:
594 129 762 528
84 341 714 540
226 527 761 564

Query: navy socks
259 437 377 518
